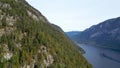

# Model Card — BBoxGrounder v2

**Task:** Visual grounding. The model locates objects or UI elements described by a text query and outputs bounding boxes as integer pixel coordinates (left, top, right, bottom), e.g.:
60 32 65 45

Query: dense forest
0 0 92 68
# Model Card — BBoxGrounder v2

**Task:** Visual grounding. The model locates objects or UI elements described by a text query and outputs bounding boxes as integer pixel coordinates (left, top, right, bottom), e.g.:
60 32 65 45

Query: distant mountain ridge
66 31 81 36
67 17 120 50
66 31 81 42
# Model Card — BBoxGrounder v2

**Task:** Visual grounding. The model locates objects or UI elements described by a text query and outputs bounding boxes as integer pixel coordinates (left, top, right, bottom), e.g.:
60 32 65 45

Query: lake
78 44 120 68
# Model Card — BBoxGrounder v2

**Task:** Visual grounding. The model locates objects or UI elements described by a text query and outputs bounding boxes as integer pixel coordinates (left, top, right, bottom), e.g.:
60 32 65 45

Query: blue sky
26 0 120 32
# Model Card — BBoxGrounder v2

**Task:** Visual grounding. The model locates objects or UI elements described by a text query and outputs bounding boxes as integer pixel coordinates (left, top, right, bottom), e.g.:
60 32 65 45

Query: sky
26 0 120 32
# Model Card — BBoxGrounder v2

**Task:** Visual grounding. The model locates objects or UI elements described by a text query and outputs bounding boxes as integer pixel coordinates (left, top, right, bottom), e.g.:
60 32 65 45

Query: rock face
75 17 120 50
0 0 92 68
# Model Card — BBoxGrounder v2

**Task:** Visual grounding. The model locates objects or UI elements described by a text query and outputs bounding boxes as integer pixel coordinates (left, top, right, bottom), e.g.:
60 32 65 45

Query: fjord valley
0 0 92 68
67 17 120 50
66 17 120 68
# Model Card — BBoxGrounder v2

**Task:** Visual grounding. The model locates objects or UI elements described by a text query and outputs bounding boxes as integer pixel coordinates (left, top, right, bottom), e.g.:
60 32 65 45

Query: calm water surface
78 44 120 68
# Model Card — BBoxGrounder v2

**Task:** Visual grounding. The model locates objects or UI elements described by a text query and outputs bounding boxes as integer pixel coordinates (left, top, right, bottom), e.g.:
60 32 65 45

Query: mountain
66 31 81 38
0 0 92 68
72 17 120 50
66 31 81 42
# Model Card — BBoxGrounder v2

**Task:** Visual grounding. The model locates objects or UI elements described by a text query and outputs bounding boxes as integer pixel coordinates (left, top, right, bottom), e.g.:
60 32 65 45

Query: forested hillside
0 0 92 68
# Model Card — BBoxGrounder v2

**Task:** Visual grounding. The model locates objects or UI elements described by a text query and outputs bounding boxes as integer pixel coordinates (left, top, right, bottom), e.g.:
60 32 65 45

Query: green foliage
1 16 7 27
0 0 92 68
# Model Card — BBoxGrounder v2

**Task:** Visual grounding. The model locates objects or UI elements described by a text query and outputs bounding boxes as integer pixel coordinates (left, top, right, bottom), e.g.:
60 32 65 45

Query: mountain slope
0 0 92 68
66 31 81 38
66 31 81 42
75 17 120 50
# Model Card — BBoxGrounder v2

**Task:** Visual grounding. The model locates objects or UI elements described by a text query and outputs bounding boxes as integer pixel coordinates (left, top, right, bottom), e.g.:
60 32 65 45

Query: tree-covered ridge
0 0 92 68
